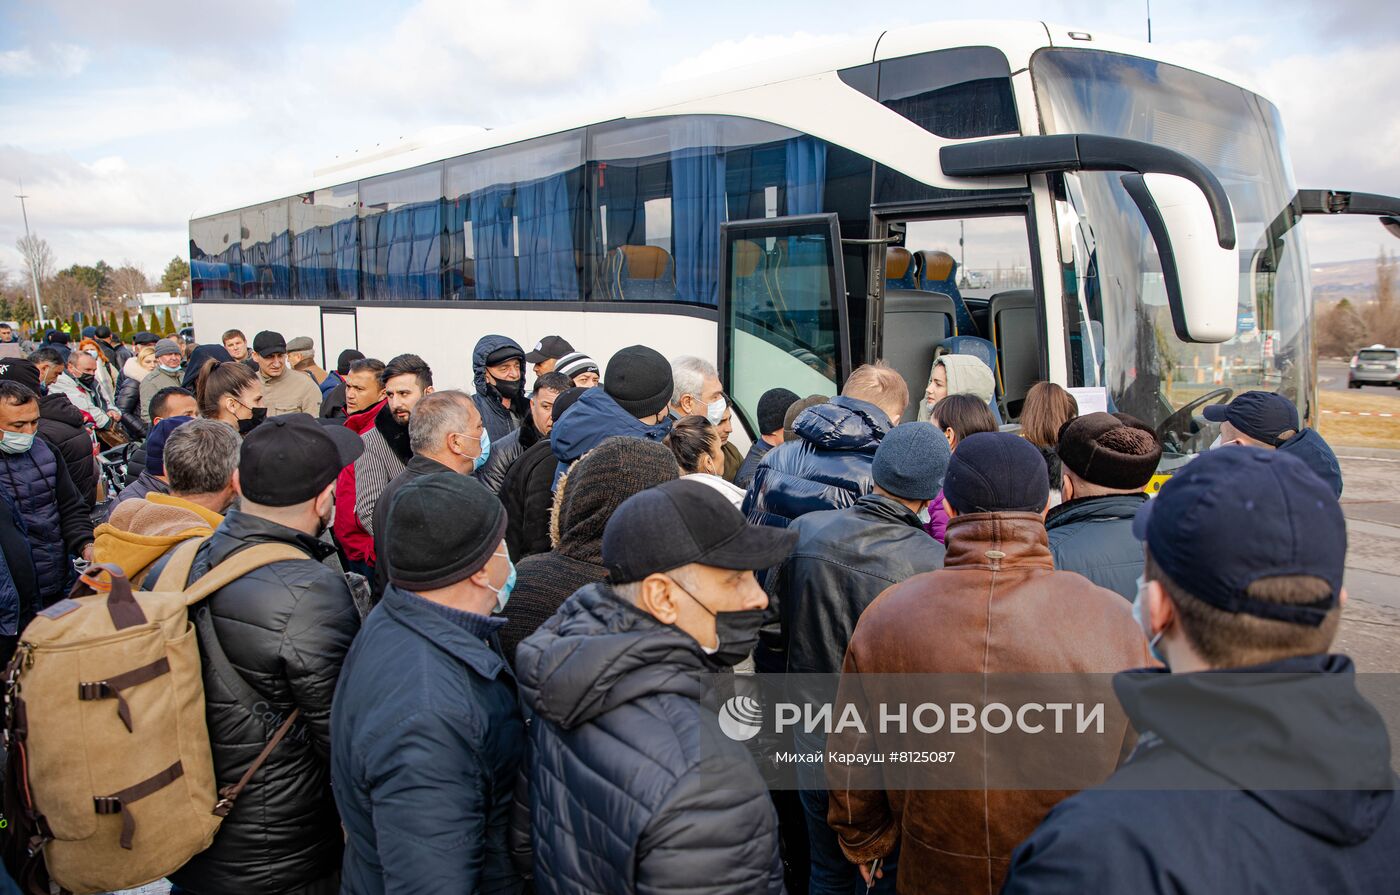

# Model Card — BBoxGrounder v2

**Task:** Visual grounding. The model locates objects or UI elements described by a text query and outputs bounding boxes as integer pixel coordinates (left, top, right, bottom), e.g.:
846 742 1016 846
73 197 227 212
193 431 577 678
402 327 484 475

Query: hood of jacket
1115 653 1394 845
181 343 233 391
472 334 525 402
94 493 223 578
1277 428 1343 498
550 386 673 467
1045 492 1149 530
793 395 890 454
554 436 679 564
515 582 709 730
934 354 996 403
122 356 148 381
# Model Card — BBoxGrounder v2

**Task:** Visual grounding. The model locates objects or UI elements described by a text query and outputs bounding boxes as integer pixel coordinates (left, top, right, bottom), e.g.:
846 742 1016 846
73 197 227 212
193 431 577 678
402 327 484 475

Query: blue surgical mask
917 503 931 525
461 428 491 471
159 363 181 374
487 548 516 613
1132 575 1167 665
0 431 35 454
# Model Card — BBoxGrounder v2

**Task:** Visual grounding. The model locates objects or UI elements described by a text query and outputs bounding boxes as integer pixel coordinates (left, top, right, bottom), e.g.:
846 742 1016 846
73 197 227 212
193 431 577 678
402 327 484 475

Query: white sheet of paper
1067 387 1109 415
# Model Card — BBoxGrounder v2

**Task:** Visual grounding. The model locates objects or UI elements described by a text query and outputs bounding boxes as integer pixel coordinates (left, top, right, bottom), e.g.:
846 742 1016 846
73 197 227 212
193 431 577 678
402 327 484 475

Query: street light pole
15 182 44 324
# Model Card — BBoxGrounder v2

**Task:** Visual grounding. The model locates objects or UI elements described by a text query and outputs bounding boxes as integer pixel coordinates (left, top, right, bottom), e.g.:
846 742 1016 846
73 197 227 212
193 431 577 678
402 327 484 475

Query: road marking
1323 410 1396 417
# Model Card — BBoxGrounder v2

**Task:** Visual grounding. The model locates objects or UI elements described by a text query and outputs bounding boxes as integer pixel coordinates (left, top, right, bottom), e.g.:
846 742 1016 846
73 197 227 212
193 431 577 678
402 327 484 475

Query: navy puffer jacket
549 387 671 485
515 583 785 895
472 335 526 443
743 395 891 529
0 438 91 606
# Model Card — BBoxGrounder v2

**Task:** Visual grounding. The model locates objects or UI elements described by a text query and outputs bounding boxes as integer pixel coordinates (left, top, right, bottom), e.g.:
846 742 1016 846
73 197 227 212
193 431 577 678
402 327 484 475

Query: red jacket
333 400 383 563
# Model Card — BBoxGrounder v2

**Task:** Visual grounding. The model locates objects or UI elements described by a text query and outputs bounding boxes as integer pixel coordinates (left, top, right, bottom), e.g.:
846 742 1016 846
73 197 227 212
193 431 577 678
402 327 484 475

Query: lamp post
15 182 43 324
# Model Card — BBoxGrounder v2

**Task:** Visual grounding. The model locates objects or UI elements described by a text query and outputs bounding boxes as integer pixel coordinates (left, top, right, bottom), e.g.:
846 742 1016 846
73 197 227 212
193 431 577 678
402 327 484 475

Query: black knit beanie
757 387 800 436
604 345 672 418
555 437 679 562
387 473 507 589
1056 412 1162 490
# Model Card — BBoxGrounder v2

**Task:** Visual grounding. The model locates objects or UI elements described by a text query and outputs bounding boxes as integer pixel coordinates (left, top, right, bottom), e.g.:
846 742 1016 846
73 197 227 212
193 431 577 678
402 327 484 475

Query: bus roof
192 19 1268 220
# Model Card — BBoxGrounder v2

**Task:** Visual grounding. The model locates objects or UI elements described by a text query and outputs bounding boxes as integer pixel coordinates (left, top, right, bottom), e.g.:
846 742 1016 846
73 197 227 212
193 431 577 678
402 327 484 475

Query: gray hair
164 419 241 495
670 356 718 405
408 390 477 453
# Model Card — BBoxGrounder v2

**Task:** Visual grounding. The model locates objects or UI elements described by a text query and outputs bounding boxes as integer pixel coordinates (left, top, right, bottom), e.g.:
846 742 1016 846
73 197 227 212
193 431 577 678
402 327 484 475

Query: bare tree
15 234 54 315
45 271 90 318
1361 248 1400 348
107 263 151 306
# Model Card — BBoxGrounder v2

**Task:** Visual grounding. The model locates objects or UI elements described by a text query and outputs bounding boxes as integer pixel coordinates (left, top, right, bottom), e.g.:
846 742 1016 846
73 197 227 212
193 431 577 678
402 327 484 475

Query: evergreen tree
161 307 176 334
119 309 133 340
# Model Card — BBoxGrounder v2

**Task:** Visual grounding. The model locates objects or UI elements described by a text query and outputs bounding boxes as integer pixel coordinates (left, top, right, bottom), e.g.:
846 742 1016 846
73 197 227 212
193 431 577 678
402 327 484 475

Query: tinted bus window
242 200 292 302
292 183 359 302
878 47 1019 140
361 165 443 301
190 213 243 302
444 131 586 301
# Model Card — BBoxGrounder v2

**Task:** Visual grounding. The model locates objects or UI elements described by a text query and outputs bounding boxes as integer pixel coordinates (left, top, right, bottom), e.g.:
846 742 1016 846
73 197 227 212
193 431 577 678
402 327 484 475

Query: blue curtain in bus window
671 123 726 306
784 137 826 216
411 203 442 300
333 218 358 298
516 174 575 301
473 186 518 299
271 229 292 299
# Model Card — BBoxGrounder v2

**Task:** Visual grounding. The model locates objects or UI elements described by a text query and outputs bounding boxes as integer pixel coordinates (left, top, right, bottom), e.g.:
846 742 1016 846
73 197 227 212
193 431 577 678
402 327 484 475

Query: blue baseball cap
1133 446 1344 626
1202 391 1299 446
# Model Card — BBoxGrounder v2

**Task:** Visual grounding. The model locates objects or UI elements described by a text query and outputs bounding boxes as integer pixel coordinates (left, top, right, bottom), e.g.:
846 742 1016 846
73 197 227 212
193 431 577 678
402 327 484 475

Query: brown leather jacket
827 512 1153 895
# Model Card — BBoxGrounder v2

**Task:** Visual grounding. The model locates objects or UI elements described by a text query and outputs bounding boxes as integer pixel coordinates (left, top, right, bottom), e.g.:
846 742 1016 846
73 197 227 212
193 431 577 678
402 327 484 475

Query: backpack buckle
93 796 122 815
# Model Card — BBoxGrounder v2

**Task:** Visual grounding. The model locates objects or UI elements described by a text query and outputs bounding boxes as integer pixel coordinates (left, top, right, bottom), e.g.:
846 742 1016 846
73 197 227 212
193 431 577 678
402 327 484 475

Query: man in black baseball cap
523 335 575 377
1003 446 1400 895
515 477 794 893
143 412 365 894
1202 390 1299 447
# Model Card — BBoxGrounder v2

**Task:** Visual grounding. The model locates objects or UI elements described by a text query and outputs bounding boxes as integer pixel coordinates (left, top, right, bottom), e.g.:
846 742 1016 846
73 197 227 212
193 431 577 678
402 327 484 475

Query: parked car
1349 345 1400 388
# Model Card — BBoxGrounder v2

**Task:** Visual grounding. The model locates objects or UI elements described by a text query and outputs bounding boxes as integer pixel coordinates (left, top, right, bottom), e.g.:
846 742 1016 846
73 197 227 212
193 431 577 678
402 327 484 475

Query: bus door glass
880 213 1038 422
718 213 851 436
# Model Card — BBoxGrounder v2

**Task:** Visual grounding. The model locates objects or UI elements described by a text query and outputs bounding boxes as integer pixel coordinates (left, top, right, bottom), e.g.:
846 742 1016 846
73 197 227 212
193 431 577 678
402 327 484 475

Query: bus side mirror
1121 173 1238 343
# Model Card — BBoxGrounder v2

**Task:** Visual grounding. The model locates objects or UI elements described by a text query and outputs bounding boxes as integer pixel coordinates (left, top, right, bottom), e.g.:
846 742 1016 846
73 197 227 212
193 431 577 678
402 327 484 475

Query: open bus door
718 213 853 438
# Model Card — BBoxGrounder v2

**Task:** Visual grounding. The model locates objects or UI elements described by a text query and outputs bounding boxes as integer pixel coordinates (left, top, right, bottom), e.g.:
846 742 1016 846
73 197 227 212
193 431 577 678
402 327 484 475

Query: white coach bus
189 19 1400 460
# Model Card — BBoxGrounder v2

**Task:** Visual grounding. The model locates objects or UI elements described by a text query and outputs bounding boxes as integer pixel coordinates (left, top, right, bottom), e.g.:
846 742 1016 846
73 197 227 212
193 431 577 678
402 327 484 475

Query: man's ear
636 574 681 625
231 469 244 497
1147 581 1175 636
424 385 435 395
1061 473 1075 503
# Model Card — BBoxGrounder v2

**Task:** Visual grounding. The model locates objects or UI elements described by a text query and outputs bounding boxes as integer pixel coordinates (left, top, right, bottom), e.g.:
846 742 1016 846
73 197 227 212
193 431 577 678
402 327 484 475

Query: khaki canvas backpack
2 538 307 894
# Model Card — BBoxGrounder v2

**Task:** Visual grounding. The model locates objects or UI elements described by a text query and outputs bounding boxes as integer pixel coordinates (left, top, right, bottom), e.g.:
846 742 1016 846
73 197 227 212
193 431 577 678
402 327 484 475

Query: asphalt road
1334 453 1400 672
1321 357 1400 392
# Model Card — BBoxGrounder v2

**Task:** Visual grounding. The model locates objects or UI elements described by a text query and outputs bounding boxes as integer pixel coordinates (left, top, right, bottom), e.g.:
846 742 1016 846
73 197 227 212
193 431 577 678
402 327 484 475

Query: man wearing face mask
668 355 726 426
145 413 363 895
138 338 185 423
1204 390 1343 498
50 344 125 436
1004 447 1400 895
371 391 487 602
471 335 527 443
333 472 525 893
516 478 795 895
0 381 94 662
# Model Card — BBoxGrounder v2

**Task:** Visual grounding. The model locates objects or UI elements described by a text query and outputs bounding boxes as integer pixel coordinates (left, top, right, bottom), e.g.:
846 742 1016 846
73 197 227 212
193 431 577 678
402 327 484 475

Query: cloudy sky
2 0 1397 282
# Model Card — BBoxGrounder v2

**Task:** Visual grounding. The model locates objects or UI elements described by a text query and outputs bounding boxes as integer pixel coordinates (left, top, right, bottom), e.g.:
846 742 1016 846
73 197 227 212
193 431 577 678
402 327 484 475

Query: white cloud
0 43 88 79
661 31 846 83
0 48 37 77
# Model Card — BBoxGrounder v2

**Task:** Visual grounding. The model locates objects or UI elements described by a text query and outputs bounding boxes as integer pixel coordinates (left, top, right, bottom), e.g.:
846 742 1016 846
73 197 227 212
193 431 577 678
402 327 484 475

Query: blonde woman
115 347 158 433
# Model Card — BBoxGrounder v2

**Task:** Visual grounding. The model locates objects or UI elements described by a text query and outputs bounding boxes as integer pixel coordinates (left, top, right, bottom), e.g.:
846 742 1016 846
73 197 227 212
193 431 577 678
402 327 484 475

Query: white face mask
703 395 726 427
1132 575 1167 664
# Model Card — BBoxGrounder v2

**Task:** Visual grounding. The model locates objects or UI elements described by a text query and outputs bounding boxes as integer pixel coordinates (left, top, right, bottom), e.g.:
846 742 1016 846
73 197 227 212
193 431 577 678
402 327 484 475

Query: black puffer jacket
147 511 360 895
516 583 785 895
500 438 559 561
113 373 149 438
36 393 98 508
770 493 945 676
743 395 891 530
472 335 526 443
477 412 541 495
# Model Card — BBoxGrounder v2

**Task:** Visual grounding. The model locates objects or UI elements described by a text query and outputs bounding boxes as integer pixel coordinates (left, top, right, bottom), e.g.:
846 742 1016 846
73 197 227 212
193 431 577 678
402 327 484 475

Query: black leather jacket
767 493 945 675
147 510 360 895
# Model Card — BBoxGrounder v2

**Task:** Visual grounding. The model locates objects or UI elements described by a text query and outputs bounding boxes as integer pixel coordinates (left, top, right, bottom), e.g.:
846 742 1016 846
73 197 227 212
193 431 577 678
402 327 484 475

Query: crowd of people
0 319 1391 895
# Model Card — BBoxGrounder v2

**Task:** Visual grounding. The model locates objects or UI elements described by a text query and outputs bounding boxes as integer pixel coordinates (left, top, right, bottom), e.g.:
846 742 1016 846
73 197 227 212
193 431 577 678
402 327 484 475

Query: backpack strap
150 537 204 593
179 543 307 606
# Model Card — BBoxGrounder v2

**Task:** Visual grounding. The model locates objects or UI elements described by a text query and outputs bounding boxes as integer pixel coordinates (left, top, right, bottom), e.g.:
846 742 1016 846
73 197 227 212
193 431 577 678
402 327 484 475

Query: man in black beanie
735 387 799 489
549 344 674 487
829 432 1150 895
332 472 524 892
1046 412 1162 599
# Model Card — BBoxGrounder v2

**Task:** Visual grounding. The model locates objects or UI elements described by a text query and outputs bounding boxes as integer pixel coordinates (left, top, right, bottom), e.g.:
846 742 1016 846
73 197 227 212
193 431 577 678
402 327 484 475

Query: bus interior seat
989 289 1039 418
916 250 978 337
732 239 786 332
608 245 676 301
883 289 958 422
885 247 917 290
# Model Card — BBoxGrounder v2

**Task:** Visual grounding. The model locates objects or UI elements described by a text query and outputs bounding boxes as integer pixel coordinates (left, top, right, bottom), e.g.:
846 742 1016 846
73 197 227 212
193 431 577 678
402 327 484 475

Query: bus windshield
1033 48 1313 454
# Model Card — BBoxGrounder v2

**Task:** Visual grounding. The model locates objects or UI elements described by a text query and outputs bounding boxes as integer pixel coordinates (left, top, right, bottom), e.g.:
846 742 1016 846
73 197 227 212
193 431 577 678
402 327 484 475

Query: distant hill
1312 258 1380 304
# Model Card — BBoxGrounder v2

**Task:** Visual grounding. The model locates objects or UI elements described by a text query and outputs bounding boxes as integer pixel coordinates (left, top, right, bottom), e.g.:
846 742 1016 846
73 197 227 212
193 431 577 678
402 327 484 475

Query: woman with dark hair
925 393 1000 543
665 415 745 509
195 359 264 434
1019 381 1078 449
